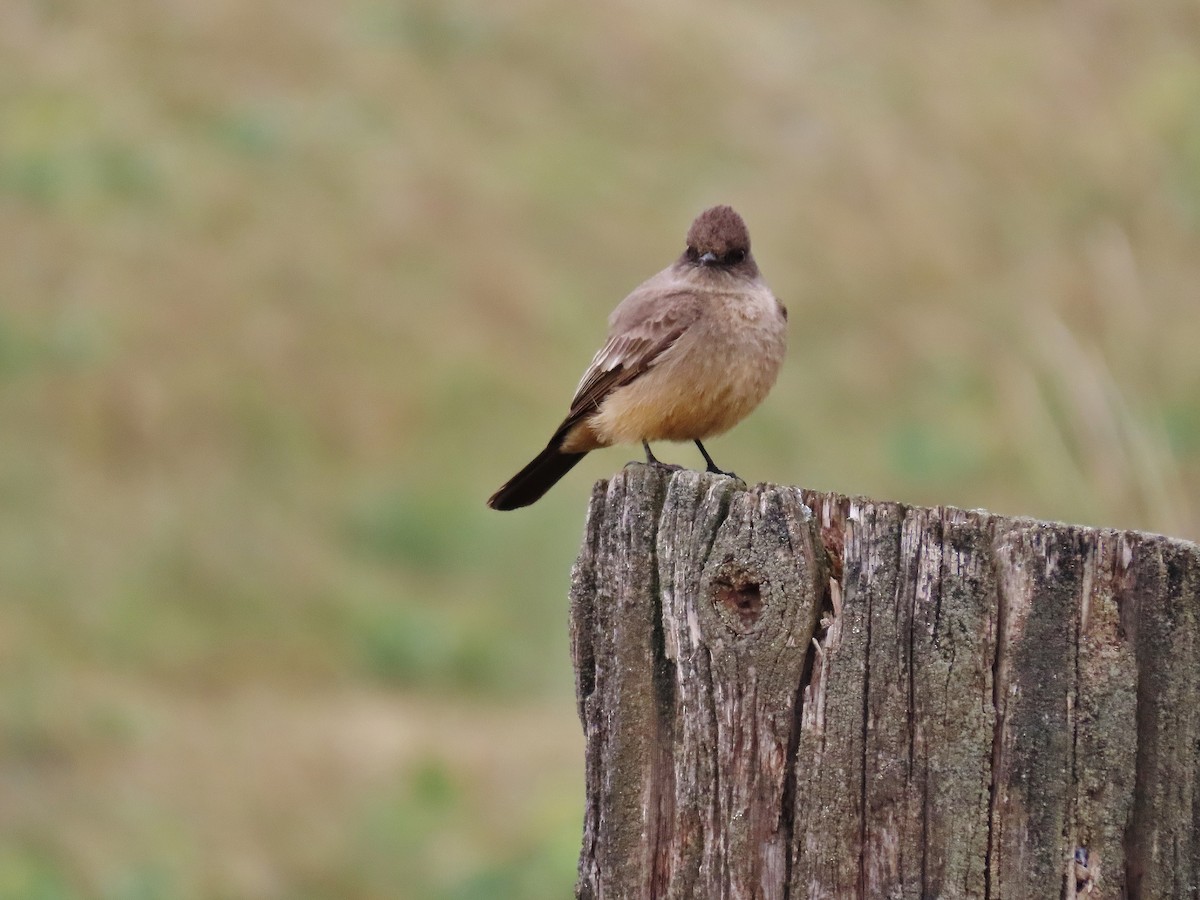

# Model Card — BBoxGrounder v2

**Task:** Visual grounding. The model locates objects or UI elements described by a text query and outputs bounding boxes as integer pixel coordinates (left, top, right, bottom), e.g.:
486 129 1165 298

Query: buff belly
577 312 785 450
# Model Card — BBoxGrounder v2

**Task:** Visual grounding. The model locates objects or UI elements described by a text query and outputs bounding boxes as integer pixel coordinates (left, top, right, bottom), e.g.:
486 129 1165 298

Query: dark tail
487 443 587 510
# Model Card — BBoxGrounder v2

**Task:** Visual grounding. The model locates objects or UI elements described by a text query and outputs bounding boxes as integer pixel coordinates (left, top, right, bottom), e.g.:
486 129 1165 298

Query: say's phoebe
488 205 787 510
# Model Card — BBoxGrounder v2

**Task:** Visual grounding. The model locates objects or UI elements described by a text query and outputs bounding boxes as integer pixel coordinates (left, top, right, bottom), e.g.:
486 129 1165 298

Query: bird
487 205 787 510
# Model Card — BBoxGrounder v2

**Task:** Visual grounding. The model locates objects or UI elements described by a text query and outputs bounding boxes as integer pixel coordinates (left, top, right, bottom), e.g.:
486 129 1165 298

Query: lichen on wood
569 464 1200 899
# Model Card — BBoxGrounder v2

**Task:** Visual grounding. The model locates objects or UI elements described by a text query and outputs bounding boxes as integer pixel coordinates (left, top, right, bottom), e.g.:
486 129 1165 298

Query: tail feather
487 443 587 510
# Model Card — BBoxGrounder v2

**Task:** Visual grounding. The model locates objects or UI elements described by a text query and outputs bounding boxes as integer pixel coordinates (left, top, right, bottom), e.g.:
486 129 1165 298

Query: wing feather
552 286 702 440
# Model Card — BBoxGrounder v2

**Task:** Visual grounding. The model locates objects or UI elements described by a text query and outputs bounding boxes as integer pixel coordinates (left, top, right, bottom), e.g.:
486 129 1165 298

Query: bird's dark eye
724 249 746 265
686 245 699 262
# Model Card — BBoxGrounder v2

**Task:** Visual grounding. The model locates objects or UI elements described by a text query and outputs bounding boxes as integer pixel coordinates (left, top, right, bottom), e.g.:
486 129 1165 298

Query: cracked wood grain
569 465 1200 899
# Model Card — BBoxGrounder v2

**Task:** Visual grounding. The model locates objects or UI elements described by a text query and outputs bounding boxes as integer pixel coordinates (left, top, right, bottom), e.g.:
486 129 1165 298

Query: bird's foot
694 440 738 479
647 460 685 472
628 460 685 472
632 441 683 471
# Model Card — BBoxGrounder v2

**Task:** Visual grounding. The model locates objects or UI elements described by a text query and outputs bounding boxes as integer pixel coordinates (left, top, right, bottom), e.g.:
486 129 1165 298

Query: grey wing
555 288 702 436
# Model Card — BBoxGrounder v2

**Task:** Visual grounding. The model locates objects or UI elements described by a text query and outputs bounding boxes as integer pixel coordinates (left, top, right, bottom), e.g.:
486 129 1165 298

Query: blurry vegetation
1 0 1198 896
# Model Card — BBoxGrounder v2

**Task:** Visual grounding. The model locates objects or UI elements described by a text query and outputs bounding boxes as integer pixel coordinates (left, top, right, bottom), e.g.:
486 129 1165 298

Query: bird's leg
639 440 682 471
695 440 737 479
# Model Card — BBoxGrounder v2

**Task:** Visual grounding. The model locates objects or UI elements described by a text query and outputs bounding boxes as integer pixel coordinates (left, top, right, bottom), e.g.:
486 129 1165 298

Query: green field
3 0 1199 896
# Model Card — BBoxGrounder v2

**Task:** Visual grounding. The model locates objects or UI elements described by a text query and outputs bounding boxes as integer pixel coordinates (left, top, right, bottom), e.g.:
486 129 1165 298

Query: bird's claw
627 458 683 472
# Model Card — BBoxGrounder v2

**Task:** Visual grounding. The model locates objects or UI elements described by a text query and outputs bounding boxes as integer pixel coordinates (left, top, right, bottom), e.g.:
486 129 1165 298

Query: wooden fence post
569 464 1200 899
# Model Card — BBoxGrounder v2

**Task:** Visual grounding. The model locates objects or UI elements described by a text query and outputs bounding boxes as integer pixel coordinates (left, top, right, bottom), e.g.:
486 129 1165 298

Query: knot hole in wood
709 558 765 629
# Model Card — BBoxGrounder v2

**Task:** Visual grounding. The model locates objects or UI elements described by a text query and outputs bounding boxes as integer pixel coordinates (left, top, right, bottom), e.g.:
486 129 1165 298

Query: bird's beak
699 251 717 266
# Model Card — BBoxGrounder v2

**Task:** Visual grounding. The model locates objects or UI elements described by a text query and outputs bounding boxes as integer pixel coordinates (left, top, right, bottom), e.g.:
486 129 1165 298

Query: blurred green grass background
2 0 1199 896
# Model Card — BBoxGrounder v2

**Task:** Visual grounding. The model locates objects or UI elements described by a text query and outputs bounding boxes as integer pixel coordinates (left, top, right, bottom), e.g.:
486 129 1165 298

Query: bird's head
681 205 757 275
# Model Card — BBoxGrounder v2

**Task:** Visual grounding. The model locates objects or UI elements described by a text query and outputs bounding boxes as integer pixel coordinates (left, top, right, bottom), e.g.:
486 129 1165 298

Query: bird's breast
589 288 787 445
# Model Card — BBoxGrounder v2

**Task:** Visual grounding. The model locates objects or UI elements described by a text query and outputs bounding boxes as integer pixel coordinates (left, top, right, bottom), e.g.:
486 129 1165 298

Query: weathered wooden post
569 464 1200 899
